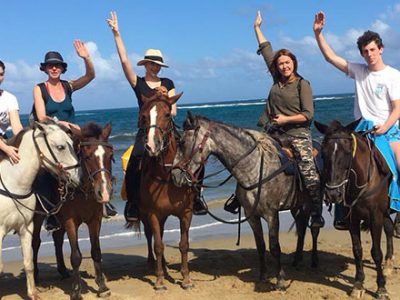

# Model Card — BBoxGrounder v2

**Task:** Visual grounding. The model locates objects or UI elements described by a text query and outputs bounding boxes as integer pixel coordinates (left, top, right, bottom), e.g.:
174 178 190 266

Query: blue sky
2 0 400 113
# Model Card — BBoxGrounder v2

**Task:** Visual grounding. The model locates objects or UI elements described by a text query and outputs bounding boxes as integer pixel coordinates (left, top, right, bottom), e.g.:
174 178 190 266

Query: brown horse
315 120 395 300
32 122 114 300
130 89 196 290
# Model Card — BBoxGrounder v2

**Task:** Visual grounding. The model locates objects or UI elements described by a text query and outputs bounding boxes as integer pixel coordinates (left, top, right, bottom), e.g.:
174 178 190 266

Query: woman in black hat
33 40 94 131
107 11 207 222
33 40 117 230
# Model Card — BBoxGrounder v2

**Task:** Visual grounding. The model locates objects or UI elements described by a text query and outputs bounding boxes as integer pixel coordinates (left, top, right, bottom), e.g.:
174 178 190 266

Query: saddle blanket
355 119 400 212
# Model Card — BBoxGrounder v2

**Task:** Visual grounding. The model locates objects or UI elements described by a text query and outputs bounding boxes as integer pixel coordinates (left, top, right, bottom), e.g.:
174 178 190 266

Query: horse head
76 122 113 203
315 119 360 204
139 88 182 157
172 111 212 187
34 121 81 187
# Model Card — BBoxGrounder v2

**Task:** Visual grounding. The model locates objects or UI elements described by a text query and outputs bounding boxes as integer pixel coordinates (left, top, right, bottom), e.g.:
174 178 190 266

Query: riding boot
334 203 349 230
124 156 141 222
45 215 61 232
394 212 400 238
192 168 207 215
103 203 118 218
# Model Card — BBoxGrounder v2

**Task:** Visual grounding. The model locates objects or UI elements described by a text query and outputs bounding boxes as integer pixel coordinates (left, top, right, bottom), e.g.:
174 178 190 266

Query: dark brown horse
32 122 114 300
130 89 196 290
315 120 395 300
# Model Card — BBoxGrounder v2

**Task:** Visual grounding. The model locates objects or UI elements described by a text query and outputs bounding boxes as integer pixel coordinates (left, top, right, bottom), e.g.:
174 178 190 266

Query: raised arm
254 10 267 45
69 39 95 91
313 11 348 73
107 11 137 87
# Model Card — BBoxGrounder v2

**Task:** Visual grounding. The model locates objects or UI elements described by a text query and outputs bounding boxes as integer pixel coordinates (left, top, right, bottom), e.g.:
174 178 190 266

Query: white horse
0 122 81 300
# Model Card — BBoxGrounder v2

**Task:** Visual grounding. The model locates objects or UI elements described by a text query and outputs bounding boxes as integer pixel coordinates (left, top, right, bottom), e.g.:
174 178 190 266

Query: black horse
315 120 395 300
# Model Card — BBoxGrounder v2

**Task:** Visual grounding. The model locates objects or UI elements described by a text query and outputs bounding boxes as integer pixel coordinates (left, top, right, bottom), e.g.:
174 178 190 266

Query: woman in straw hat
107 11 206 222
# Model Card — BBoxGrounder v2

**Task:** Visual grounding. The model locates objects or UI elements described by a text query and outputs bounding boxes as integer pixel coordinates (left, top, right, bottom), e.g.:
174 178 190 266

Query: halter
323 131 380 208
0 126 79 216
79 140 114 185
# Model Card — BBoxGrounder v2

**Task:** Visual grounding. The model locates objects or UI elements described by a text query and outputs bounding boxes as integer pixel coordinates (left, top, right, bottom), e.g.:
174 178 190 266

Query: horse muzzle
324 189 345 204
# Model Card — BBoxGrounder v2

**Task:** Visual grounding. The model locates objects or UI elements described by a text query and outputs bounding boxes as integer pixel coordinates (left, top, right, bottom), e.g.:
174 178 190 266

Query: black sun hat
40 51 68 72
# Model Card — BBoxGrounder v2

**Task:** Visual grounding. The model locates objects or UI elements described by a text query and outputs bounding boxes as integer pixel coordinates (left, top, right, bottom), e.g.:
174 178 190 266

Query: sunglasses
46 63 63 69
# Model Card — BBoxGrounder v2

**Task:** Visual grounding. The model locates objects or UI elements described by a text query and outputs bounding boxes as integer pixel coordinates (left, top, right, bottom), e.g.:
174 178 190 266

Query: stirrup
224 194 240 214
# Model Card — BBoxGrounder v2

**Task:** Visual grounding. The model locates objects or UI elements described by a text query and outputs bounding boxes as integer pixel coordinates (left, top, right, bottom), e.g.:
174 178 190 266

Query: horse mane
193 115 279 157
81 122 104 139
0 127 30 163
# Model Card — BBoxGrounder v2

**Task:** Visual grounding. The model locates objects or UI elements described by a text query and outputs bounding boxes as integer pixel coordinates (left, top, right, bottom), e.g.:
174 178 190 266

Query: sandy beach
1 226 399 300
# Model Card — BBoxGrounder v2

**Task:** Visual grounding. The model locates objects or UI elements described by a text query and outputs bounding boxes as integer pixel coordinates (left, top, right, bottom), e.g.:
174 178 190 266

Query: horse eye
57 145 66 151
165 113 171 118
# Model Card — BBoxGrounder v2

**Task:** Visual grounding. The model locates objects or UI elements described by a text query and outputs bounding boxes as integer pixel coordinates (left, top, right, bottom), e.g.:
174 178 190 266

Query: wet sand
1 228 399 300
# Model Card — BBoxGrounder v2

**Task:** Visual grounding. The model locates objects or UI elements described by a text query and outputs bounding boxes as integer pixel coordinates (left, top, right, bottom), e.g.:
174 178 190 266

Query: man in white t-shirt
313 12 400 233
0 60 23 164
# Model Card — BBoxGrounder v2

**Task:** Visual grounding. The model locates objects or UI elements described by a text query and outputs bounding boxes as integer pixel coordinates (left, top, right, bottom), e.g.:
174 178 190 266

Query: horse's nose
325 190 342 203
171 169 185 187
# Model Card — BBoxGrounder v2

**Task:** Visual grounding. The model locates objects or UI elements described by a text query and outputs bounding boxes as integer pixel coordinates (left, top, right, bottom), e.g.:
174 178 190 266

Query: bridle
323 130 388 208
79 140 114 184
0 126 80 215
139 98 175 155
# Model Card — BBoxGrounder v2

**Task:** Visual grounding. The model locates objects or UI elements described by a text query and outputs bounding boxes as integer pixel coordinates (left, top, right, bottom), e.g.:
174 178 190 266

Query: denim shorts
384 124 400 143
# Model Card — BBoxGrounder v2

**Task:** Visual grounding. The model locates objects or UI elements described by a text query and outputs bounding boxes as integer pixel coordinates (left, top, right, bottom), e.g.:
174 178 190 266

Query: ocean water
2 93 354 262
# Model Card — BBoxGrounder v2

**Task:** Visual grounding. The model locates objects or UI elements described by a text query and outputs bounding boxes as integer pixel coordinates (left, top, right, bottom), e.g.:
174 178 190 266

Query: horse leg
370 216 389 299
143 218 155 266
32 214 43 284
292 209 306 268
394 212 400 238
0 228 5 274
53 227 70 279
310 225 320 268
247 216 267 281
179 211 193 289
20 225 40 300
65 221 83 300
149 214 167 290
349 219 365 298
267 212 286 291
88 219 110 298
383 214 394 278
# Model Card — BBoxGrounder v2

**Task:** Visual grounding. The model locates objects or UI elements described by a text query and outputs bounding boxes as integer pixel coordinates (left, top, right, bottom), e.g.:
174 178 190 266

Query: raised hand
254 10 262 28
313 11 325 34
73 39 90 59
107 11 119 33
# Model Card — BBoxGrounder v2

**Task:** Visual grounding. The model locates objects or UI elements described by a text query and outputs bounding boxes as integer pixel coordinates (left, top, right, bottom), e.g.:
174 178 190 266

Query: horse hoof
377 288 390 300
154 285 167 292
275 281 287 291
98 289 111 298
350 288 365 299
182 282 194 290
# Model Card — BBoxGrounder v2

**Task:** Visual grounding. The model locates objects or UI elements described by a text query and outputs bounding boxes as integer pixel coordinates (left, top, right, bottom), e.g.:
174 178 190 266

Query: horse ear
184 111 196 130
102 122 112 140
314 120 328 134
169 92 183 105
34 121 46 132
345 118 361 131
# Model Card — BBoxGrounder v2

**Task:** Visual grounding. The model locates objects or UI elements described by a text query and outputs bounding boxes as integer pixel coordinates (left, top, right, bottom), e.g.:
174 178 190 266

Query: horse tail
124 220 141 235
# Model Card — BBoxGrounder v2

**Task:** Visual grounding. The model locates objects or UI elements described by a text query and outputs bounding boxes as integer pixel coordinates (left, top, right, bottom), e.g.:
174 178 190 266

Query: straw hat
137 49 169 68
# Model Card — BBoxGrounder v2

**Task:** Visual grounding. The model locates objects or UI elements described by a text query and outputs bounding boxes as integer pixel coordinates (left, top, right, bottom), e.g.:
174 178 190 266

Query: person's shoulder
1 90 17 101
385 65 400 76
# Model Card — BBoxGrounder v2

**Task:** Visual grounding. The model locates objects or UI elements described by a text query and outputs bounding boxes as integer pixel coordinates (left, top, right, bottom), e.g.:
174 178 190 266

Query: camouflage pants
290 131 322 215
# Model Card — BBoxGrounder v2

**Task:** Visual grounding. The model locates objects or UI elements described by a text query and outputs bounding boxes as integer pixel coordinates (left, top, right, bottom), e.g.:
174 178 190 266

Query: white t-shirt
347 62 400 125
0 90 19 135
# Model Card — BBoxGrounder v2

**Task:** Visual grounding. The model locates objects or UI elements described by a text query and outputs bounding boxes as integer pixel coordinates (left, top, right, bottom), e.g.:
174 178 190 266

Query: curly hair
357 31 384 55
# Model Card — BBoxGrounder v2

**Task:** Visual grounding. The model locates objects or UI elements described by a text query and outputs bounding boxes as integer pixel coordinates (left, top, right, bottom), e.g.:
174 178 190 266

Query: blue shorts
384 125 400 143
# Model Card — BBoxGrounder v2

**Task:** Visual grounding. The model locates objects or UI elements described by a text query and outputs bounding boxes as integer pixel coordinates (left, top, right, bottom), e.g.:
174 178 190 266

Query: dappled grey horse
172 112 320 290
